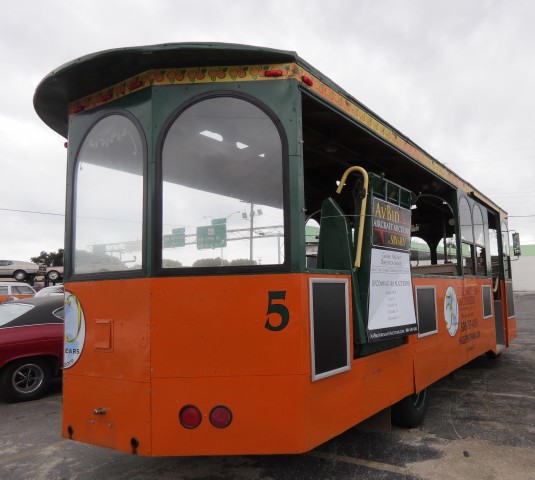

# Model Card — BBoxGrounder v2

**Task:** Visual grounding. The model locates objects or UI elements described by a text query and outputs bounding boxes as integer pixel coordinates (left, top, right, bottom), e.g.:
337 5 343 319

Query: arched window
73 114 145 275
161 96 285 268
459 197 473 243
410 237 431 266
458 197 475 274
472 204 486 276
502 221 511 279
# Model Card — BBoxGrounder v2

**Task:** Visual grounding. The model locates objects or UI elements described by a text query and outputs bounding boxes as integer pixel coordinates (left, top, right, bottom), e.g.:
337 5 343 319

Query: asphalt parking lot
1 293 534 480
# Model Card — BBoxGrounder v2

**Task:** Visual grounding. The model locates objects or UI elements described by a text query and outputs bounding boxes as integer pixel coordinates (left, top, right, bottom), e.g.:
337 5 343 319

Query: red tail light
179 405 202 429
209 406 233 428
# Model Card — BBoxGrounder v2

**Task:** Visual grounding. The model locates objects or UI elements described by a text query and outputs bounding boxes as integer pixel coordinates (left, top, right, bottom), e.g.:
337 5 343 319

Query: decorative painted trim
68 63 300 114
68 62 500 212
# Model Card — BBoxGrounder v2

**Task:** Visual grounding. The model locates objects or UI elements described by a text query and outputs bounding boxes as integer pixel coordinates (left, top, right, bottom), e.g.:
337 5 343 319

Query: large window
502 221 511 279
472 204 487 276
161 96 285 268
458 197 489 276
73 114 144 275
459 197 475 275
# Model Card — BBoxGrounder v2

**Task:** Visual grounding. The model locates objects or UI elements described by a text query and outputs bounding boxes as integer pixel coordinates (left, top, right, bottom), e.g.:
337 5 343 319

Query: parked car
0 260 46 281
0 296 64 402
0 282 36 303
46 266 64 282
34 284 64 297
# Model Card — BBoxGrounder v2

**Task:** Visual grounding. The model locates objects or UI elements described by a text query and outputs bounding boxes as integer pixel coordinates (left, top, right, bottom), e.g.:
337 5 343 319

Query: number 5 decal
265 291 290 331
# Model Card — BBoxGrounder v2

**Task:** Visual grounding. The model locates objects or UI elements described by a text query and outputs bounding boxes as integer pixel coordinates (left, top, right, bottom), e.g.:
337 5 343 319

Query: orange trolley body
34 43 517 456
61 273 514 456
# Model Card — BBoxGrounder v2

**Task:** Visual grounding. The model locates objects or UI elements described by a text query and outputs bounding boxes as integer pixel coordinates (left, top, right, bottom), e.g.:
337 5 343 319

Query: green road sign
163 232 185 248
197 224 227 249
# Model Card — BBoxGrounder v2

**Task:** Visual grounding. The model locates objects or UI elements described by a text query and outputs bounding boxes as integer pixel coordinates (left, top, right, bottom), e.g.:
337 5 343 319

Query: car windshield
0 303 34 327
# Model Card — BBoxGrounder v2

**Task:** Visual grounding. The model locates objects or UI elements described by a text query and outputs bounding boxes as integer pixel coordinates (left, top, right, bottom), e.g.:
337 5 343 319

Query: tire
0 358 51 402
47 270 60 282
391 388 429 428
13 270 27 281
486 350 502 360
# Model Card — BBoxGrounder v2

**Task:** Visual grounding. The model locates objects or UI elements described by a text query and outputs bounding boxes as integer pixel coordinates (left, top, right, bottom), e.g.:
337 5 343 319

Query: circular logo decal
444 286 459 337
64 291 86 369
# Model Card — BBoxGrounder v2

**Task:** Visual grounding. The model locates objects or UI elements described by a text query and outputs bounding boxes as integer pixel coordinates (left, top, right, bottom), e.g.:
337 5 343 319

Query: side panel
305 341 414 449
62 279 152 454
304 274 414 451
411 277 496 392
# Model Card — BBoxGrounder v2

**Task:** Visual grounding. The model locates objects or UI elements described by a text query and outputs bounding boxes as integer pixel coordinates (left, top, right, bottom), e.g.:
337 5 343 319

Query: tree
162 259 183 268
229 258 257 266
192 257 229 267
31 249 64 267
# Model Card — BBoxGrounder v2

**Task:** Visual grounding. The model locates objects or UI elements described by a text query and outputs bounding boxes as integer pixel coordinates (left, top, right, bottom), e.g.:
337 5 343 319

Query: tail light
179 405 202 429
209 406 233 428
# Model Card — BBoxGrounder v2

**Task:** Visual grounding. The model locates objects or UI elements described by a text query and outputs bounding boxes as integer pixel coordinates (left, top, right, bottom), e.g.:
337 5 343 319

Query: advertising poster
367 197 418 342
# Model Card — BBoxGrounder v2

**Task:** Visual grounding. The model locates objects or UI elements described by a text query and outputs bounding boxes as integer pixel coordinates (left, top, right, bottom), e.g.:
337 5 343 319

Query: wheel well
1 355 61 377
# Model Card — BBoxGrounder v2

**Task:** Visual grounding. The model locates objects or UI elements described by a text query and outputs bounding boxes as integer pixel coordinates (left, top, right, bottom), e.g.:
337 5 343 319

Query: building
512 244 535 291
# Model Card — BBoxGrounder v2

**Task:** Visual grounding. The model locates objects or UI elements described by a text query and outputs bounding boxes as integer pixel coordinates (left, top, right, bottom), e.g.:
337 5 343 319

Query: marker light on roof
264 69 283 77
301 75 313 87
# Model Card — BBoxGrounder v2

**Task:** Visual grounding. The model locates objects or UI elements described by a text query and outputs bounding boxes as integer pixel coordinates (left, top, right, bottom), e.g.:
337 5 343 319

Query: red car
0 296 64 402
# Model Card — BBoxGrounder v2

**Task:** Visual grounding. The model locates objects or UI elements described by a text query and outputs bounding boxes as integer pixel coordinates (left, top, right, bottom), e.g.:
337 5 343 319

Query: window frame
69 110 148 281
155 90 291 277
458 195 475 275
457 195 490 277
472 203 487 277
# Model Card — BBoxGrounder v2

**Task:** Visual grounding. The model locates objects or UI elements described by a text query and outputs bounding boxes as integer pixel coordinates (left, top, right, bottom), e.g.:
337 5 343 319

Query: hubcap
12 364 44 394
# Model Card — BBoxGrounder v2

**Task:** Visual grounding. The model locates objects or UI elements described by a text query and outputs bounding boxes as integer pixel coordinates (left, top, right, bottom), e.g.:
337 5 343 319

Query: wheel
486 350 502 360
391 388 429 428
47 270 60 282
0 358 51 402
13 270 27 281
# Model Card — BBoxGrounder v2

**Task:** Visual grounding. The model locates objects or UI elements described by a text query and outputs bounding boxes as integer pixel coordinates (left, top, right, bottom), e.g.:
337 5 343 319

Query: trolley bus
34 43 517 456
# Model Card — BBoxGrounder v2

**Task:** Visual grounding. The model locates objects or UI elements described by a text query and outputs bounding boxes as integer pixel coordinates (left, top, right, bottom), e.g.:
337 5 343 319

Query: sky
1 0 534 262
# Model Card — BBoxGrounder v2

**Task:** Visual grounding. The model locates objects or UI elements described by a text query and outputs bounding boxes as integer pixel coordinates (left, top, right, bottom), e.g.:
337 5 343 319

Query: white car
0 282 36 303
0 260 46 281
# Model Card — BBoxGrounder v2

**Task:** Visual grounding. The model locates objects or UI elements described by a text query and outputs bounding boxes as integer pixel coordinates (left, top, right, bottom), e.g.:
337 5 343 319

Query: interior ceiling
301 94 454 204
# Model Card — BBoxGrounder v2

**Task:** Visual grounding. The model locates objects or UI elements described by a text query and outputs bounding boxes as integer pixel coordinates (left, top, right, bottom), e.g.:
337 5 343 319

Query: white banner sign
367 248 417 341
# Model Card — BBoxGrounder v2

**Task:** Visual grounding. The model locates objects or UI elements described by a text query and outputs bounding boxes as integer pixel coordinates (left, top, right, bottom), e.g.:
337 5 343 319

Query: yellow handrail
336 166 369 268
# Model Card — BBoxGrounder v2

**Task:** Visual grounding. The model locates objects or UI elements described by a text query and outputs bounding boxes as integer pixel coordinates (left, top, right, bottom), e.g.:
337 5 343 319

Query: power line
0 207 64 216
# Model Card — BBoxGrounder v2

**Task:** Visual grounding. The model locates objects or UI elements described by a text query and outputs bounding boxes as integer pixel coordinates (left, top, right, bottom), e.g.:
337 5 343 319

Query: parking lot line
308 450 408 475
